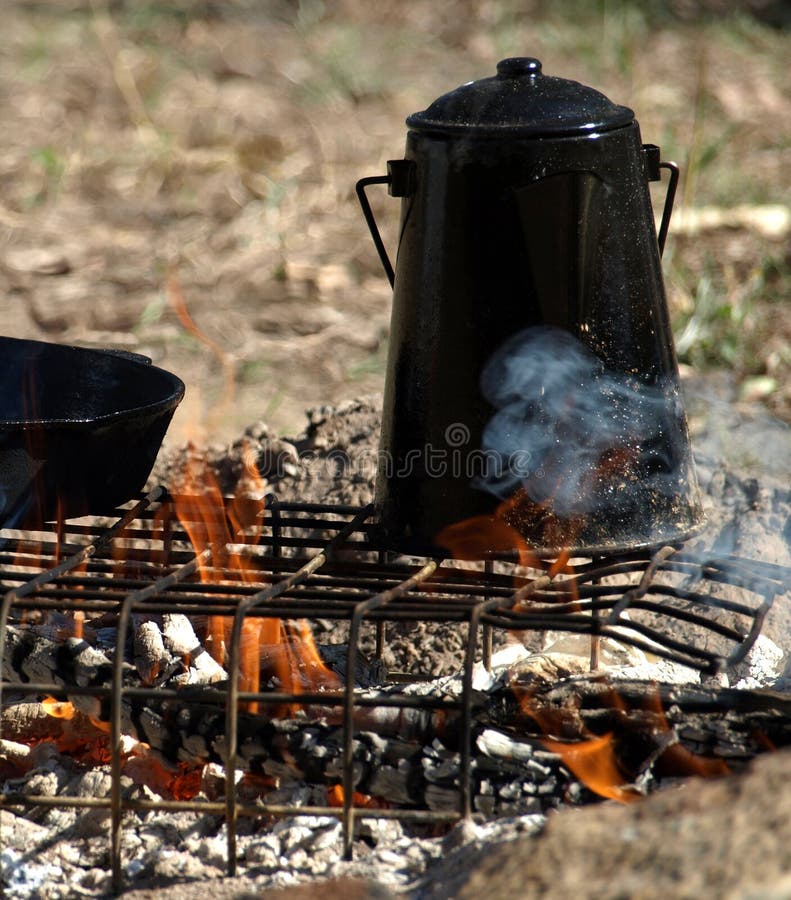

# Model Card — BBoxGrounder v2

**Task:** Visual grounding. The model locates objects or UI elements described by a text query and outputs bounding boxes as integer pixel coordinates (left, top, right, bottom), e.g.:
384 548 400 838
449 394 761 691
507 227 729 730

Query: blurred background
1 0 789 451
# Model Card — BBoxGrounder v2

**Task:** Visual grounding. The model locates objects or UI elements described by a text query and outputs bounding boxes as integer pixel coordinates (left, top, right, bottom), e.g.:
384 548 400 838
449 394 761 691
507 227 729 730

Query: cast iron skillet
0 337 185 528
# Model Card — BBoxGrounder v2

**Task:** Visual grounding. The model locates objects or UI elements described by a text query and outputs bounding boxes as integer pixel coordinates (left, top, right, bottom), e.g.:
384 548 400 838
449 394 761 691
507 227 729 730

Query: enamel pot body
359 59 703 556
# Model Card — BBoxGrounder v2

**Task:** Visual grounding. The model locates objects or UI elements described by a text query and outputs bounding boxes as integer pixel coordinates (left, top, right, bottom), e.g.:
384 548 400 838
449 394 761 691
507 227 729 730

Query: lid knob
405 57 634 136
497 57 542 78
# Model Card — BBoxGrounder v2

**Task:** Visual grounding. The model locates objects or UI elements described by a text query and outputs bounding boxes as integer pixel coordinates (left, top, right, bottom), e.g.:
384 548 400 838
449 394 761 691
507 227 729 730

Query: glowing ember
38 699 205 798
326 783 387 809
166 265 235 430
123 748 205 801
40 697 112 763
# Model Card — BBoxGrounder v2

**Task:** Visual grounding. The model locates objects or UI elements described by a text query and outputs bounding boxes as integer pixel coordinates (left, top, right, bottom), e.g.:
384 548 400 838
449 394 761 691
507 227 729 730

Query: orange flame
436 486 584 562
436 490 581 624
436 510 537 568
643 687 729 779
513 680 729 803
165 444 339 715
277 620 342 697
513 685 640 804
166 266 235 437
165 446 266 710
542 732 642 803
40 697 112 763
326 783 388 809
166 448 234 664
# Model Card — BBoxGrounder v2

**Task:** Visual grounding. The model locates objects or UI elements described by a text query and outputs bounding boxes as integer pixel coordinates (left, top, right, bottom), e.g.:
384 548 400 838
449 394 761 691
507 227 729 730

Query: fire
165 269 330 711
165 270 340 711
436 507 537 568
326 783 388 810
513 680 729 803
39 697 112 764
166 447 238 665
435 424 728 803
165 443 340 715
436 488 581 563
277 619 342 697
123 747 204 801
166 265 235 436
435 491 581 626
542 732 641 803
512 685 640 804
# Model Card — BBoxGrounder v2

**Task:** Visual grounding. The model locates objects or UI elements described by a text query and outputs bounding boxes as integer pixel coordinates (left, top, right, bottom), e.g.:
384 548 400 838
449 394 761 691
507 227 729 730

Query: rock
4 247 71 276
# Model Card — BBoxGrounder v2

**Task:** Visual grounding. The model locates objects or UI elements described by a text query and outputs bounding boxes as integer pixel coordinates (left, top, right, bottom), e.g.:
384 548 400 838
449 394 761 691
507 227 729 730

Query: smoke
475 326 688 516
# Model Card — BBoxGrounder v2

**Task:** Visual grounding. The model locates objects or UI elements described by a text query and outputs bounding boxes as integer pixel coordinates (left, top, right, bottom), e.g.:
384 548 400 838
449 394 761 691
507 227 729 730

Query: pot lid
406 58 634 137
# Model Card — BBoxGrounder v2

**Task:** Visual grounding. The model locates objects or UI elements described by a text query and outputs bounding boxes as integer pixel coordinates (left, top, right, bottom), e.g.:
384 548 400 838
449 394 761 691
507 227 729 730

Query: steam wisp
475 326 689 517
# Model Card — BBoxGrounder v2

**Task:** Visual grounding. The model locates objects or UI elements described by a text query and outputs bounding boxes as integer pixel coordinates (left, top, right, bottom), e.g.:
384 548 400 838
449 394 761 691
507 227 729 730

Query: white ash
0 797 546 899
1 847 64 899
473 630 786 694
730 634 785 690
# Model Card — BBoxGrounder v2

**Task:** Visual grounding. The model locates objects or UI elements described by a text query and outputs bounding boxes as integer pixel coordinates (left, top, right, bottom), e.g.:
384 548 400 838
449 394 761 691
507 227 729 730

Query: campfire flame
166 265 235 438
435 396 723 804
436 502 536 568
436 492 581 620
163 269 340 711
542 732 642 803
513 680 729 803
165 444 340 715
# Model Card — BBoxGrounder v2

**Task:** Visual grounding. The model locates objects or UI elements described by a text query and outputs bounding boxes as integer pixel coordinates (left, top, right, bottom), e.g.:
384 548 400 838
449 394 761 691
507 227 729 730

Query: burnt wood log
5 624 791 812
160 613 227 684
2 625 117 718
0 699 104 745
490 673 791 770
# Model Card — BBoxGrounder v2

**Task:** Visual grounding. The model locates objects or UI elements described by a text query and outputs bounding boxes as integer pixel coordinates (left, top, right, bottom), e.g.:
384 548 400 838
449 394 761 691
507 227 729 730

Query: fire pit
1 481 789 894
2 46 790 899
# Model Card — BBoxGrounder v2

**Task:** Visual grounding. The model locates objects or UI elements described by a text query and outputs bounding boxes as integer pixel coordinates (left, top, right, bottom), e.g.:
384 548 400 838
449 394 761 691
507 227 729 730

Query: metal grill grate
1 487 789 891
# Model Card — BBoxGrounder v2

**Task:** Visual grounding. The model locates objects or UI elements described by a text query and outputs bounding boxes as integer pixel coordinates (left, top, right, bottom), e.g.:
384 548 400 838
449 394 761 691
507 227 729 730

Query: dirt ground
0 0 789 454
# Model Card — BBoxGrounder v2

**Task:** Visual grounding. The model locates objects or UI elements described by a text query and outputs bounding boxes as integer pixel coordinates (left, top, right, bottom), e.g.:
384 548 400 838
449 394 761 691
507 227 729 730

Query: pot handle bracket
643 144 679 258
356 160 416 288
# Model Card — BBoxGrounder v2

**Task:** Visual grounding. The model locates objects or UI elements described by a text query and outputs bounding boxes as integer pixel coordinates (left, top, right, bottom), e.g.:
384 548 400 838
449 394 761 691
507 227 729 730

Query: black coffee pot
358 58 703 556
